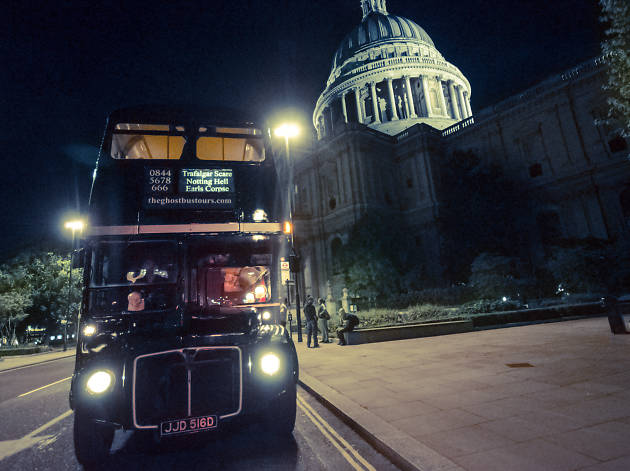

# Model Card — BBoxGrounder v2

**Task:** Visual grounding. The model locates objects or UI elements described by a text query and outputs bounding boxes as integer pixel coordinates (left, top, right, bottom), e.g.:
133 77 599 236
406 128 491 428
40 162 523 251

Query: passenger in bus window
223 268 242 294
126 259 169 284
127 291 145 311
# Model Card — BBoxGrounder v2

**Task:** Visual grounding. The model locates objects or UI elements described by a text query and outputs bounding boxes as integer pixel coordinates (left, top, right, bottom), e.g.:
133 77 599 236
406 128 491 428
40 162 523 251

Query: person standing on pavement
317 298 331 343
336 308 360 345
304 295 319 348
279 298 288 327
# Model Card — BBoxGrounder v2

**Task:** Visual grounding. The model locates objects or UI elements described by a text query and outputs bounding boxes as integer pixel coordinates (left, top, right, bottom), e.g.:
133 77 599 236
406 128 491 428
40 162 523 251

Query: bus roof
106 105 264 131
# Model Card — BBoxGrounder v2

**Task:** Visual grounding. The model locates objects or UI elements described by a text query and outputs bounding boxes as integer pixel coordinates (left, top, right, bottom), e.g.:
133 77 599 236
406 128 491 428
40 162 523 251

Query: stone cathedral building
289 0 630 301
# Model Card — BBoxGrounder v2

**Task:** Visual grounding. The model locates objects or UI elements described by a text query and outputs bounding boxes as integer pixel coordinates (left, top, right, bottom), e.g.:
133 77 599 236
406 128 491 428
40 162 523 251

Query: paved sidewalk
294 317 630 471
0 348 75 372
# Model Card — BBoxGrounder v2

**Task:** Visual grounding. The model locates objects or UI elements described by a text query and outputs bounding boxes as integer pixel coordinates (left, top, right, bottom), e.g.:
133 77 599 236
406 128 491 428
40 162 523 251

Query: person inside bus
127 291 145 311
126 259 169 284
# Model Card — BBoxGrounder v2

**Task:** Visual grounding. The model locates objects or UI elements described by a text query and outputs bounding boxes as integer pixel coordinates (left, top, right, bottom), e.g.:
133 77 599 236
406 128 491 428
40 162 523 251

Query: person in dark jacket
304 295 319 348
337 308 359 345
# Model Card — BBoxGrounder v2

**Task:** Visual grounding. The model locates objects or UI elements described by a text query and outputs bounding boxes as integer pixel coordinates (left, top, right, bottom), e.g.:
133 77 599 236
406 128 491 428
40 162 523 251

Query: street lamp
274 123 303 342
63 219 84 351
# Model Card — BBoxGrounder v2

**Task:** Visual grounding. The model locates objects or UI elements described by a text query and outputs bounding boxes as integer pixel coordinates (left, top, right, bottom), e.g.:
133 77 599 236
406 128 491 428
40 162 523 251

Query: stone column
436 76 448 117
328 106 335 134
370 81 381 123
457 86 468 118
420 75 433 117
464 92 472 117
354 87 363 124
341 92 348 123
342 287 350 315
326 280 335 322
448 80 461 120
404 76 417 118
386 77 398 120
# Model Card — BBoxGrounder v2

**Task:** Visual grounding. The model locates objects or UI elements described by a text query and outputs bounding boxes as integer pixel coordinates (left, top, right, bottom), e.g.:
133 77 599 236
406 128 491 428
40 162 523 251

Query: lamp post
274 123 303 342
64 219 84 351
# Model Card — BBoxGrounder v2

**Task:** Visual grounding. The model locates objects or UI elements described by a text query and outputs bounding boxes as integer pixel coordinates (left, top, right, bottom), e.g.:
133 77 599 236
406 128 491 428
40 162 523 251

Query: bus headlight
86 370 114 395
260 353 280 376
83 325 96 337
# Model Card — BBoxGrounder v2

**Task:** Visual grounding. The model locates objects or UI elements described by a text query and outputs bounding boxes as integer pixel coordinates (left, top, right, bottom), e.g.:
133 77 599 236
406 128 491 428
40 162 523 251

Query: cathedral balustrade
343 55 467 86
441 116 476 137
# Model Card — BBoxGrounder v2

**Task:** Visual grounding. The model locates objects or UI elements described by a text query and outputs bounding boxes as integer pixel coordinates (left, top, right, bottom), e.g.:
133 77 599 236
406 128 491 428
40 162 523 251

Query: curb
0 352 75 373
298 372 463 471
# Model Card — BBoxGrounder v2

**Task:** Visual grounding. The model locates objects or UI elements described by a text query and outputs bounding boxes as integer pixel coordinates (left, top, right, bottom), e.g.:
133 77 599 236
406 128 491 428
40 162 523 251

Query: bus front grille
132 346 242 428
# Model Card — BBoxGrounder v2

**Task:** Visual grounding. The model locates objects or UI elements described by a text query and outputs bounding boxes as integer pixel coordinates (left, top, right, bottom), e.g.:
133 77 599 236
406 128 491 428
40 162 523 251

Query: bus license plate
160 415 217 436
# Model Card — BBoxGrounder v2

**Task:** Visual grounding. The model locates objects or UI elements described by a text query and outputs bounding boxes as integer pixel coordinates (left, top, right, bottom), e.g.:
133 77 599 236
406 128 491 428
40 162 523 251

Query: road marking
25 409 73 438
297 393 376 471
18 376 72 397
0 410 73 461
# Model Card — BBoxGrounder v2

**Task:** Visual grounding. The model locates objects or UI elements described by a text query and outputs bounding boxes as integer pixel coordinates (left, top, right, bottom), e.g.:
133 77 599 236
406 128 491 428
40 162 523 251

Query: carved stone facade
289 2 630 301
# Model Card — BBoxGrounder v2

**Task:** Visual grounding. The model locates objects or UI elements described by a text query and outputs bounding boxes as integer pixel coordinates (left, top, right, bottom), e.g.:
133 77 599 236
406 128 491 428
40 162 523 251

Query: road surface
0 356 399 470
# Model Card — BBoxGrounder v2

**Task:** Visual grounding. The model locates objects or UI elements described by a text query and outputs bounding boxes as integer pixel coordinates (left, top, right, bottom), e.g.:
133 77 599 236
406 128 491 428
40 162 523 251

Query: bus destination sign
143 167 235 210
179 168 234 193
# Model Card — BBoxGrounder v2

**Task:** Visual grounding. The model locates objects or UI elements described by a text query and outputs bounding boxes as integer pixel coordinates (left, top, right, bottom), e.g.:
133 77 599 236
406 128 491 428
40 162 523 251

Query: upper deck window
111 123 185 160
109 123 265 161
197 126 265 161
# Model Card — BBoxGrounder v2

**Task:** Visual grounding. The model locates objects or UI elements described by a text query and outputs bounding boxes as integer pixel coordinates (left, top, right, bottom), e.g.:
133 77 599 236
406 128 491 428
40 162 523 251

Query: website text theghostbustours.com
146 196 233 207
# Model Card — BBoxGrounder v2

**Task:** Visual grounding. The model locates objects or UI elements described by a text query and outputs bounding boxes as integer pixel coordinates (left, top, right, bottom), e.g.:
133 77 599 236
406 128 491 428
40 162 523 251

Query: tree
0 264 32 344
23 252 83 333
339 212 421 304
600 0 630 137
468 253 525 299
437 150 536 284
0 250 82 342
544 238 610 294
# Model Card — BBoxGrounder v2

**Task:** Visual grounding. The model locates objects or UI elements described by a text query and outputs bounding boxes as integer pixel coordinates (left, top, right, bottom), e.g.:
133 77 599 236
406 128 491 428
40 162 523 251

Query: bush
383 285 474 308
0 345 48 356
468 253 530 299
458 299 523 316
356 304 462 328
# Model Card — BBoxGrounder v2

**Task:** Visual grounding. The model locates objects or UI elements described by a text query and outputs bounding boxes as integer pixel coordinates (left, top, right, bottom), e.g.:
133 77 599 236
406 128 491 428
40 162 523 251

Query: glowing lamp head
274 123 300 139
64 220 85 232
261 311 271 321
283 221 292 234
260 353 280 375
86 370 114 394
244 292 255 303
82 325 96 337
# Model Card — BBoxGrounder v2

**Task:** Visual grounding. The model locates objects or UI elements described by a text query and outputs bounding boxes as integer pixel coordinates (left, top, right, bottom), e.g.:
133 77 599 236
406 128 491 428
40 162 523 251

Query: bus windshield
188 242 272 308
88 241 178 315
90 241 177 287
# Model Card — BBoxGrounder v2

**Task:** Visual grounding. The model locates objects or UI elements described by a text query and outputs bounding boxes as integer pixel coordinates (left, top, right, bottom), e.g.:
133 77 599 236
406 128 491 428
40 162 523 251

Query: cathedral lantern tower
313 0 472 138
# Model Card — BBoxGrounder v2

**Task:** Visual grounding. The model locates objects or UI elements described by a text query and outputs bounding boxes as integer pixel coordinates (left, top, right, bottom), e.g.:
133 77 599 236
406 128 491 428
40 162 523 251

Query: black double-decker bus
70 107 298 467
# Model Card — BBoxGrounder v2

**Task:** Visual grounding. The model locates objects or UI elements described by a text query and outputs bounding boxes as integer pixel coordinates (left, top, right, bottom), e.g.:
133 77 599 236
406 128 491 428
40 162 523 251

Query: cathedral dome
314 0 473 138
332 12 435 71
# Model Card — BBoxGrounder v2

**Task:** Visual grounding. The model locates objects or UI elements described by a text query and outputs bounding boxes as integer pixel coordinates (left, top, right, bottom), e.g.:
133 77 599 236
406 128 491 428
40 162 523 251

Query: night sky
1 0 603 258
